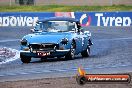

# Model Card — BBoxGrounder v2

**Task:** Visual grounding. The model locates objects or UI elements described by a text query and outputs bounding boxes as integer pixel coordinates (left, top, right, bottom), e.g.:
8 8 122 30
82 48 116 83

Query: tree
18 0 34 5
27 0 34 5
19 0 24 5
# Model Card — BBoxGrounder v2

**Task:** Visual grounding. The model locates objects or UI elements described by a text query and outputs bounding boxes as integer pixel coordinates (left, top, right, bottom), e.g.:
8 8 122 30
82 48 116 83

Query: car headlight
21 39 27 46
61 38 68 45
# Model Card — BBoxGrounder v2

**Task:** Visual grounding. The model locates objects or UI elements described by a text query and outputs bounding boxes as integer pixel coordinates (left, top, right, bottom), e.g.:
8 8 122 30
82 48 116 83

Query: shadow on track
29 56 86 63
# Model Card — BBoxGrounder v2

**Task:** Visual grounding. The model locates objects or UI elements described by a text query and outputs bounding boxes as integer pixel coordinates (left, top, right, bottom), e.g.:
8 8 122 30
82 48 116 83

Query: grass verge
0 5 131 12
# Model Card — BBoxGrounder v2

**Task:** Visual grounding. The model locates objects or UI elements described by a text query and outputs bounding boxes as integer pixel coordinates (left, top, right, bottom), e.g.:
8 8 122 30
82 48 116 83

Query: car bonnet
24 32 72 44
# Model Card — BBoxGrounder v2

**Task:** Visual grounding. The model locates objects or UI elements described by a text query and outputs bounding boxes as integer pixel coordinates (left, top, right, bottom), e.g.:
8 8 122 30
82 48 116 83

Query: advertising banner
74 12 132 27
0 12 131 27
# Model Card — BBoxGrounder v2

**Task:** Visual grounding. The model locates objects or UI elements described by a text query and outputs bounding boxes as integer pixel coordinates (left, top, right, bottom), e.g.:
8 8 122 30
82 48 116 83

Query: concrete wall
0 0 131 6
0 0 16 6
35 0 132 6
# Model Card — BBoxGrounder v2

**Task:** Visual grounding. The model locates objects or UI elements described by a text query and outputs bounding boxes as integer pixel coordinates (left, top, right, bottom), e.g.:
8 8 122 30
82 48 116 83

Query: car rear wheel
81 47 90 57
20 54 31 63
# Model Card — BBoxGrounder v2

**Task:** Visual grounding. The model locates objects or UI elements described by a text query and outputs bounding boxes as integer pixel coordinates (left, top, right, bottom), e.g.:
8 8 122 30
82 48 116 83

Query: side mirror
30 29 35 33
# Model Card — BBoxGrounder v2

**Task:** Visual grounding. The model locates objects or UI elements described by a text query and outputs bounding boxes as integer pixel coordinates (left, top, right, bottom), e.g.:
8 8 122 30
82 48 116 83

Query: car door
81 32 88 50
71 23 82 54
77 32 87 51
75 26 88 53
71 22 87 54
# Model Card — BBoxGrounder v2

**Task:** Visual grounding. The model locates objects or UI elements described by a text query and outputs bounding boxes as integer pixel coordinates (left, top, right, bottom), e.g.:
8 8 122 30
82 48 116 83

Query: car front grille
29 43 59 51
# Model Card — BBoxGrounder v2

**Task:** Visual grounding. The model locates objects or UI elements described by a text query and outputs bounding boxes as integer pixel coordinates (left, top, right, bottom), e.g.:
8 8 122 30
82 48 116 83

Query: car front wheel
20 54 31 63
65 42 75 60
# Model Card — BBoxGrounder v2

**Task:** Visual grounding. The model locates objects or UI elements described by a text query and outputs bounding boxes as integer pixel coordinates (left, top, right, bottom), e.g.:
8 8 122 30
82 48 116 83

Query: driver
76 21 83 32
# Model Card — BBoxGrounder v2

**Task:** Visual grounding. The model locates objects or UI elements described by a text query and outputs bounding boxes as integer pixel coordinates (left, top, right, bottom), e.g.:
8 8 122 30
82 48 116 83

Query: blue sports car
20 17 93 63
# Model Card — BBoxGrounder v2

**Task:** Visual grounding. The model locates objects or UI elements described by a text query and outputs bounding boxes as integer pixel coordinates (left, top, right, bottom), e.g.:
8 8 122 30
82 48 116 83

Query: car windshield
34 21 76 32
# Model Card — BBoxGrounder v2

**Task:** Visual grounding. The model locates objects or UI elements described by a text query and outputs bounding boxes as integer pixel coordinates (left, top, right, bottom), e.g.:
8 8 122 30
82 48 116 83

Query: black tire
20 54 31 63
81 47 90 57
65 42 76 60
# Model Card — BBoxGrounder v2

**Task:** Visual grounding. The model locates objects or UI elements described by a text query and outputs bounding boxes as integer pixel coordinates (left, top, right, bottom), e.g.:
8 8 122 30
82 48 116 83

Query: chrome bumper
20 49 70 57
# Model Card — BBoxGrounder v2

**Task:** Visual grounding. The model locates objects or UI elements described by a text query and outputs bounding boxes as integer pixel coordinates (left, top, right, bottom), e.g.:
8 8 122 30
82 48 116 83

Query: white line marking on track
96 37 132 41
0 39 20 43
